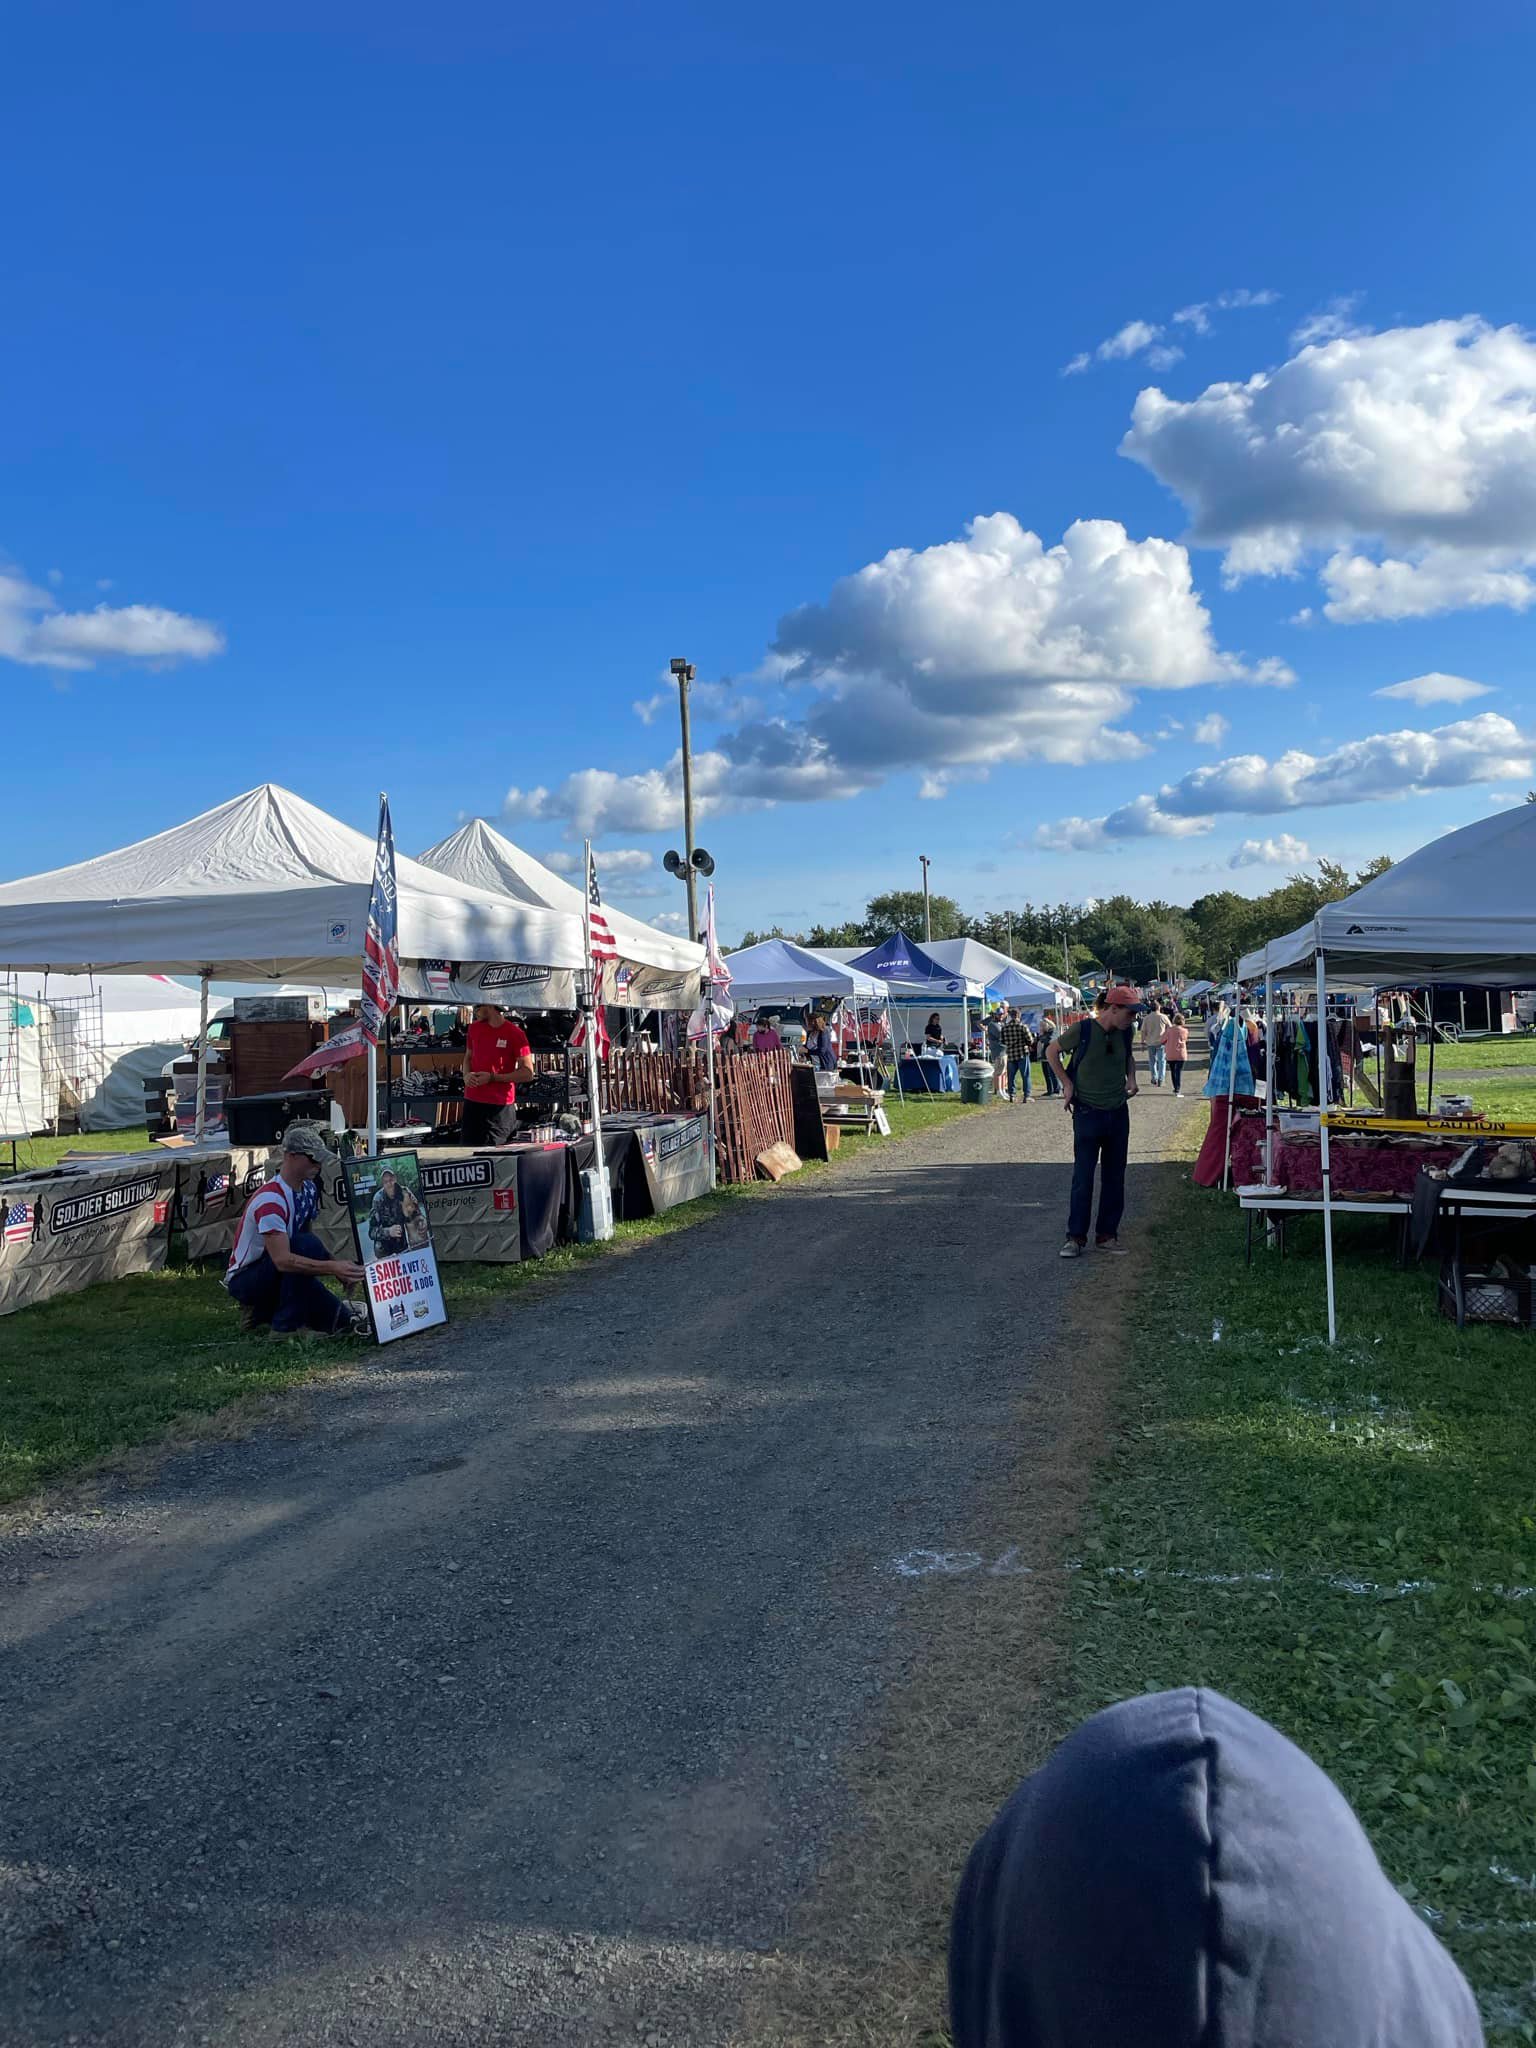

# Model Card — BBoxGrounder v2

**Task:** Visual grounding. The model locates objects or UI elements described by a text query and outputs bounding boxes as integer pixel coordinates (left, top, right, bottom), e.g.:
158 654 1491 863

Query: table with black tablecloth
470 1115 711 1259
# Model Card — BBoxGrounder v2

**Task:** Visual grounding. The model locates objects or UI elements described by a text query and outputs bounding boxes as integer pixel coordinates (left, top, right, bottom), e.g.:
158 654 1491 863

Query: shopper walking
1045 985 1139 1256
1164 1012 1190 1097
1139 1001 1169 1088
986 1005 1008 1099
1038 1016 1061 1096
1001 1007 1036 1103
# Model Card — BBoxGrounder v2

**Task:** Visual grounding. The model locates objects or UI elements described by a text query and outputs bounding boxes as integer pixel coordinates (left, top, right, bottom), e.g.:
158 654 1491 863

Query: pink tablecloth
1224 1108 1460 1195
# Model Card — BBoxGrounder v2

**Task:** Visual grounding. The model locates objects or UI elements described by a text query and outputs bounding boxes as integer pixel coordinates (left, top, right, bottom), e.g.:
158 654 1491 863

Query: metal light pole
1005 910 1015 960
919 854 932 942
671 657 699 943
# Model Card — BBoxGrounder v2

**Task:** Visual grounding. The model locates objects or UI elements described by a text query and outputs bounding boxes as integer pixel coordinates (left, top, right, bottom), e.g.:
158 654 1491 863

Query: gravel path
2 1080 1194 2047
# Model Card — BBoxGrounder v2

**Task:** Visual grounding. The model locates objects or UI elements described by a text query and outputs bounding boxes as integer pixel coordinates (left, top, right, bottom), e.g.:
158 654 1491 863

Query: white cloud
541 847 654 876
1372 671 1494 707
1193 711 1230 745
1290 294 1365 346
0 562 225 670
1122 317 1536 621
650 910 688 934
518 512 1288 836
1230 833 1312 868
632 676 763 726
1064 320 1179 375
1174 288 1280 336
1034 712 1532 848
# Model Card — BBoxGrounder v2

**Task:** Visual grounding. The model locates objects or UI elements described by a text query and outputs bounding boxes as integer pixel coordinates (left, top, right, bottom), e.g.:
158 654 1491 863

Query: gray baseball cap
281 1124 331 1165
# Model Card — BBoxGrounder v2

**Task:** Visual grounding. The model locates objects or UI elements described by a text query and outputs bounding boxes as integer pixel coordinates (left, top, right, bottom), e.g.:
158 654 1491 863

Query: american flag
206 1172 229 1198
587 845 618 964
4 1198 33 1245
359 792 401 1048
571 844 615 1056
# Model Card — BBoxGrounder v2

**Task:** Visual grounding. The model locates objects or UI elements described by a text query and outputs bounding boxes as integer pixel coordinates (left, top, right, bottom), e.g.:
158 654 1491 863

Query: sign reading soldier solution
340 1150 448 1345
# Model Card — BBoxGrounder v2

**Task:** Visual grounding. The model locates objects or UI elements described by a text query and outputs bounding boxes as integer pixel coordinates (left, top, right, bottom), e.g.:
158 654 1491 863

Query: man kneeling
225 1126 368 1338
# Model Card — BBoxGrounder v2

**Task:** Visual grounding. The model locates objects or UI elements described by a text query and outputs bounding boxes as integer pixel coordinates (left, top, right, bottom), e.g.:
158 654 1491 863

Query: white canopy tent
921 936 1074 1008
0 785 593 1138
1234 803 1536 1342
418 818 703 1007
722 938 900 1096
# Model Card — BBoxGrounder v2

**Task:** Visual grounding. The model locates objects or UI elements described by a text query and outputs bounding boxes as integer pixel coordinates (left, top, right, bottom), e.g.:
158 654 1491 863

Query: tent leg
366 1043 379 1156
194 971 210 1143
704 972 718 1191
1221 1003 1241 1192
1317 948 1337 1345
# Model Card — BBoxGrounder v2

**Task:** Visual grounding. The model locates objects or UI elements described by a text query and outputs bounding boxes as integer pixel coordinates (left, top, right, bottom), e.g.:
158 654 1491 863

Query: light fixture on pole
919 854 932 942
670 657 700 943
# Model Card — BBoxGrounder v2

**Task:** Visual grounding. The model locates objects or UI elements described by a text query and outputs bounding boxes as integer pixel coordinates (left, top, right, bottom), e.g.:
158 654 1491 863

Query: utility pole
1005 909 1015 960
670 658 699 942
919 854 932 942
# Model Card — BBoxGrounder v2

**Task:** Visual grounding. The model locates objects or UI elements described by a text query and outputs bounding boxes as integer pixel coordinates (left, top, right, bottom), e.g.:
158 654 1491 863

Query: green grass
1432 1034 1536 1071
1054 1122 1536 2039
2 1125 157 1178
0 1096 987 1503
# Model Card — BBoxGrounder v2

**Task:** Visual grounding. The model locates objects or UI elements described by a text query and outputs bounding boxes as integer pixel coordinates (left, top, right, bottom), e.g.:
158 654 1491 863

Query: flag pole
582 838 614 1240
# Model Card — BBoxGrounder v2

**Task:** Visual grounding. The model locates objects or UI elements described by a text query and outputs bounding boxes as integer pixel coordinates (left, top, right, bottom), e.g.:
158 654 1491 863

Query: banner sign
408 1148 523 1262
0 1153 181 1317
182 1146 353 1264
1321 1113 1536 1139
341 1150 448 1344
634 1114 713 1214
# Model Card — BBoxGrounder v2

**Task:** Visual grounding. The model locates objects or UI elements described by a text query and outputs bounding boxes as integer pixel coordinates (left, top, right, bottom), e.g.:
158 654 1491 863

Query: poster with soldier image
339 1150 448 1344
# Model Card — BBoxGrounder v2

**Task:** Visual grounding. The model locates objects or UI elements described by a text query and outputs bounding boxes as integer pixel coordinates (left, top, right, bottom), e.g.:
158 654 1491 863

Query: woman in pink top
1163 1016 1190 1097
751 1014 783 1052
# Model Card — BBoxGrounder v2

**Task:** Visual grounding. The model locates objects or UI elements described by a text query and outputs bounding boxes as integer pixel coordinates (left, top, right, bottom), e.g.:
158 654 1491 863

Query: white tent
1233 802 1536 1344
921 936 1074 1006
0 784 587 991
1238 803 1536 987
418 818 702 1007
722 938 889 1006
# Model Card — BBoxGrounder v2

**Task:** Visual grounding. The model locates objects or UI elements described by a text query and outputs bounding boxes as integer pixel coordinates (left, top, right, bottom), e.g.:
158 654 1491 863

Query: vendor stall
1236 800 1536 1340
847 931 985 1053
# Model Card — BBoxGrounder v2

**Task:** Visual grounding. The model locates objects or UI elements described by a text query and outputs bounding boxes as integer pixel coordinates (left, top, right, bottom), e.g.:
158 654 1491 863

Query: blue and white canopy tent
847 931 986 1053
921 937 1075 1012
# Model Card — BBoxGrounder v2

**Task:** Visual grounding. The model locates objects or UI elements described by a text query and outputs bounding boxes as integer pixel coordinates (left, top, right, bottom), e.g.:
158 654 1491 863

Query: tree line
736 858 1395 987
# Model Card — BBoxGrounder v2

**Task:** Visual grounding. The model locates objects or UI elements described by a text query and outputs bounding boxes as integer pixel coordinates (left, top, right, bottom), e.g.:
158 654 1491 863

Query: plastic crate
1438 1260 1534 1327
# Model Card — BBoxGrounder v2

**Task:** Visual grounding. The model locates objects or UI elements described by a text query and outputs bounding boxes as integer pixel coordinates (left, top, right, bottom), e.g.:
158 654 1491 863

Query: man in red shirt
461 1002 535 1145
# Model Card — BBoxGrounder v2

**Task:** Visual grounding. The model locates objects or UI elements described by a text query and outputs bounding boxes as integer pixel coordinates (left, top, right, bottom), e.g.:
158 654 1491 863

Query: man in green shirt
1045 985 1140 1258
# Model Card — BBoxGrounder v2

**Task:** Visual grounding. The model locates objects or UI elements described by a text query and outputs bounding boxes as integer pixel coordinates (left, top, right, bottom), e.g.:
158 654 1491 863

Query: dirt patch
727 1164 1186 2048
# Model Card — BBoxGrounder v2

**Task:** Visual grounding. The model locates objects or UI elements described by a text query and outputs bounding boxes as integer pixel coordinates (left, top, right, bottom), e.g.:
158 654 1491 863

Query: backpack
1066 1016 1135 1088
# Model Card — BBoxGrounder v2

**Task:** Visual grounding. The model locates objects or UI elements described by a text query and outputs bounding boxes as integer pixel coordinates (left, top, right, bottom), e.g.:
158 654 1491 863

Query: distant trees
728 855 1395 981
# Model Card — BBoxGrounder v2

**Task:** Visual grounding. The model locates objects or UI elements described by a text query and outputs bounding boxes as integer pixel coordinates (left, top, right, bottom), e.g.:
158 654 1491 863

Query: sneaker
333 1303 372 1338
1095 1238 1129 1256
1059 1239 1086 1259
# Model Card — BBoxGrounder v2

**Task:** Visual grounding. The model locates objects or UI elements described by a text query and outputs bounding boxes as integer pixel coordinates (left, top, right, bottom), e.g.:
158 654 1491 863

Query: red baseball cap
1101 984 1141 1008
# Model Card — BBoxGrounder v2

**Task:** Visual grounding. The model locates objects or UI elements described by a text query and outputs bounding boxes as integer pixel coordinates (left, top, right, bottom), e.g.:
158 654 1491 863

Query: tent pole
366 1043 378 1156
1317 946 1337 1345
703 968 718 1191
1221 1002 1240 1192
1263 968 1275 1184
194 971 210 1143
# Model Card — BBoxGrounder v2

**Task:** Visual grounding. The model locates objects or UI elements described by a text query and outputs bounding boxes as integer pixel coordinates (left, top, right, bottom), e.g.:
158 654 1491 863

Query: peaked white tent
0 784 587 987
921 936 1074 1007
418 818 703 1007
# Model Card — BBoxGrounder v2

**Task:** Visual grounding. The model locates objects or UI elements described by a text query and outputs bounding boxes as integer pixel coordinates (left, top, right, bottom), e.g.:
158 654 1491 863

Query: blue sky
6 0 1536 944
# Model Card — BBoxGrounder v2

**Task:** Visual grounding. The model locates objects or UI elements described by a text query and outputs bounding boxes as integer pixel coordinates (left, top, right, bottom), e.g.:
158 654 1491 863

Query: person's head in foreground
1095 984 1139 1029
949 1687 1482 2048
280 1125 330 1182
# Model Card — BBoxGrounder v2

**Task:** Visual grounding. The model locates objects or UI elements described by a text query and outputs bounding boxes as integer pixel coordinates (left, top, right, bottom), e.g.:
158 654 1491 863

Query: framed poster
340 1150 448 1344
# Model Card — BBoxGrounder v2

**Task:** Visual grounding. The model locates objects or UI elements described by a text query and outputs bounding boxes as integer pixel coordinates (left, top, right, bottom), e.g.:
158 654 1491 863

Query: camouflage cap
281 1124 331 1165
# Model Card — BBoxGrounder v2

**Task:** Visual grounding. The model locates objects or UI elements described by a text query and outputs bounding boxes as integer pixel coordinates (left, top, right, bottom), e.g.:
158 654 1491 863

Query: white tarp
418 819 703 1008
0 784 588 991
722 938 889 1007
1238 802 1536 987
0 995 50 1138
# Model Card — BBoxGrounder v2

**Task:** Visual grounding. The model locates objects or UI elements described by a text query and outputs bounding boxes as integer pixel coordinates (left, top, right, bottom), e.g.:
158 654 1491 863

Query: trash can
958 1058 992 1106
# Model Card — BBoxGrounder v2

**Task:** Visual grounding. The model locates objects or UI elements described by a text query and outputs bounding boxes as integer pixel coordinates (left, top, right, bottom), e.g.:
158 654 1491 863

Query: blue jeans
1067 1103 1130 1244
226 1229 350 1334
1147 1043 1167 1086
1007 1056 1032 1100
1042 1057 1062 1096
